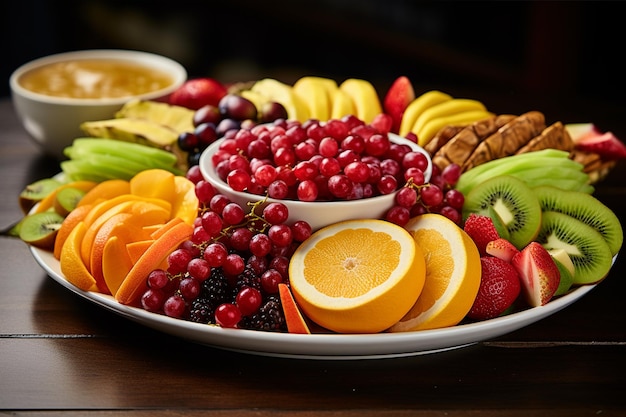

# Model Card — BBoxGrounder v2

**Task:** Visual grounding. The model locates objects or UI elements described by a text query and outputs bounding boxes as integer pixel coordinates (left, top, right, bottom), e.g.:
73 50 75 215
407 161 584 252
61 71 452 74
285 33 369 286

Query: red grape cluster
144 110 468 330
385 162 465 226
140 170 311 330
209 114 432 203
177 93 288 166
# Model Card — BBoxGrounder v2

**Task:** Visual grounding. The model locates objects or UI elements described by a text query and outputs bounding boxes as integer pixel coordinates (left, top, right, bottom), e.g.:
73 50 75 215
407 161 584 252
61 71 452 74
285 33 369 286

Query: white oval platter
30 244 599 360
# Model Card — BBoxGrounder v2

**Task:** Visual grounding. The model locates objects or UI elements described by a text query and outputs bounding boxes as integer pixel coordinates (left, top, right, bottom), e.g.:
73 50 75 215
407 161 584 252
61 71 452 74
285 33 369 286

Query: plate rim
29 243 600 360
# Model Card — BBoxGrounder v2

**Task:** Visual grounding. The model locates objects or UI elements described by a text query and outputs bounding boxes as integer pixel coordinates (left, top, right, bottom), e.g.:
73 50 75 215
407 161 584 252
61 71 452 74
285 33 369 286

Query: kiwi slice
549 248 575 296
19 178 63 213
534 185 623 256
462 175 542 249
54 187 86 217
552 258 574 296
18 211 65 250
537 211 612 284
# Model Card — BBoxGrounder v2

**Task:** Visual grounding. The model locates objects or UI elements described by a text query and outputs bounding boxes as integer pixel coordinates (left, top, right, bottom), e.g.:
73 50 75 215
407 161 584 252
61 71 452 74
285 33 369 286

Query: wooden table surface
1 95 625 416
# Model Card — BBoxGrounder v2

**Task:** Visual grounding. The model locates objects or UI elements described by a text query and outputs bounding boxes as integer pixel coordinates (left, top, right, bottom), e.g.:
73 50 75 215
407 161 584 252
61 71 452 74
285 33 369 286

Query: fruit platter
13 75 624 359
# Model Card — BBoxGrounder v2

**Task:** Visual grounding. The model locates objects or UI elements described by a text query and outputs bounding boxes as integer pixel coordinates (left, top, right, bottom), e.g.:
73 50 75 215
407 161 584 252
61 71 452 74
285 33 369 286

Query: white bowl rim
199 133 433 209
9 49 187 106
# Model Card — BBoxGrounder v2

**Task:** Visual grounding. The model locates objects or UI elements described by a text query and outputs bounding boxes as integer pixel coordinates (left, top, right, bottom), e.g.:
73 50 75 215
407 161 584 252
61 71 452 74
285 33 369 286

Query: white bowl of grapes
194 114 467 233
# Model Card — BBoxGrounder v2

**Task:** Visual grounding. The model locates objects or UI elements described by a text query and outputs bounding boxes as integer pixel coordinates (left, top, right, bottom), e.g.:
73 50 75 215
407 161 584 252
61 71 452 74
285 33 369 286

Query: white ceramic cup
10 49 187 159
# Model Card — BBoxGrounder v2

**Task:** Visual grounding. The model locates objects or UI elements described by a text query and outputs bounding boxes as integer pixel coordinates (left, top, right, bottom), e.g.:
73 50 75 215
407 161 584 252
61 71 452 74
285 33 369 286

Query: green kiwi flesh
18 211 65 249
537 211 612 284
534 185 623 256
462 175 542 249
54 187 86 217
19 178 63 213
552 258 574 296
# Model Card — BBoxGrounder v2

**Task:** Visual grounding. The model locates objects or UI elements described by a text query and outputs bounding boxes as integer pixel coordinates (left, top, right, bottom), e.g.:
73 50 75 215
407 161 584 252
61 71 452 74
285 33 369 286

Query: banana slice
398 90 452 137
417 110 493 147
412 98 487 136
330 88 356 120
293 77 334 121
251 78 310 122
339 78 382 123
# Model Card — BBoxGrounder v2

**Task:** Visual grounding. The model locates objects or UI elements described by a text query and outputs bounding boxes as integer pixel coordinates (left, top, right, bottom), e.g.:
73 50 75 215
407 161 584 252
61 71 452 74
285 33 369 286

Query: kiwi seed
462 175 542 249
534 185 623 256
54 187 86 217
18 211 65 250
537 211 613 285
18 178 63 213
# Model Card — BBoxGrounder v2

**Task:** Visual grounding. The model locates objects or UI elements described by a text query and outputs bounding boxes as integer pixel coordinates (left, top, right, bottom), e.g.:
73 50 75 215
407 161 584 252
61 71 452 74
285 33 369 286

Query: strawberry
169 77 228 110
467 257 521 321
511 242 561 307
383 76 415 134
486 237 520 263
463 213 501 257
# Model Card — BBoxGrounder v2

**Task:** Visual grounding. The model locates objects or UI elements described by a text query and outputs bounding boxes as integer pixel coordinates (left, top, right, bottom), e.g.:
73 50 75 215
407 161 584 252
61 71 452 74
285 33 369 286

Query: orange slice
125 239 156 264
129 169 176 202
90 212 152 294
128 200 172 225
389 213 481 332
60 221 97 292
148 217 184 240
77 179 131 208
171 175 200 225
115 219 193 305
82 195 139 228
80 200 136 266
278 283 311 334
79 196 172 266
102 236 135 297
34 180 97 214
53 204 93 259
288 219 426 333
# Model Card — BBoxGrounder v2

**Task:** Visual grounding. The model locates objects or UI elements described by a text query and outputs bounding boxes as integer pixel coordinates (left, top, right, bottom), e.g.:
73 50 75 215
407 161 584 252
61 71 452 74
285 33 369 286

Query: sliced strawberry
463 213 501 257
574 131 626 160
383 76 415 134
467 257 521 321
511 242 561 307
486 238 520 263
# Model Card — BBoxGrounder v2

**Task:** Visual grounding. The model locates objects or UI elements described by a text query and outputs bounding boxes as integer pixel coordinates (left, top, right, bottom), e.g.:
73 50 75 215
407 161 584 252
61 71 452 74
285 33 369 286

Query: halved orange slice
288 219 425 333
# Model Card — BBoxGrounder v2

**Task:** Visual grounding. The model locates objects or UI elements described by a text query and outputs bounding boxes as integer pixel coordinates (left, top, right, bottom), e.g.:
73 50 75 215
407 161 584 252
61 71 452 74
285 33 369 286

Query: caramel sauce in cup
18 59 174 99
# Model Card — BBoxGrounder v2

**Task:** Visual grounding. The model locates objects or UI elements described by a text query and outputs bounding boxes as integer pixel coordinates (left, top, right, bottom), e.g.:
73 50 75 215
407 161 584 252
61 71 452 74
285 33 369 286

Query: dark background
2 1 625 111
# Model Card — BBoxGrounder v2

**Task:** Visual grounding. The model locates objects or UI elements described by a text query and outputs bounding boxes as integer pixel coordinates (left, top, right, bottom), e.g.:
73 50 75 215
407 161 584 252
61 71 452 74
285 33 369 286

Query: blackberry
239 295 286 332
231 265 262 297
188 268 230 324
